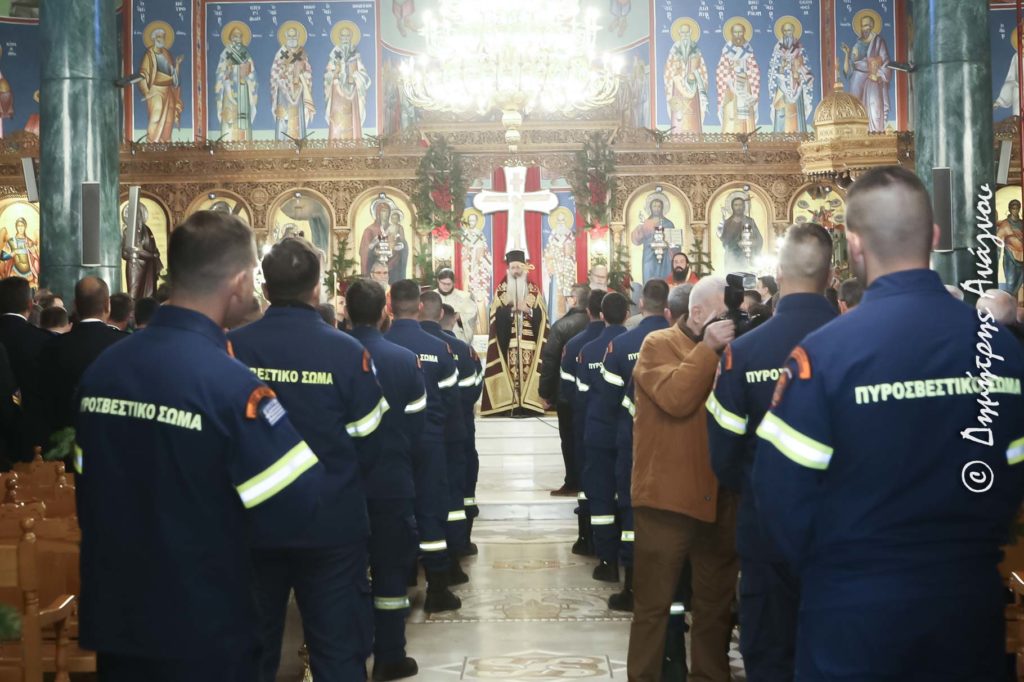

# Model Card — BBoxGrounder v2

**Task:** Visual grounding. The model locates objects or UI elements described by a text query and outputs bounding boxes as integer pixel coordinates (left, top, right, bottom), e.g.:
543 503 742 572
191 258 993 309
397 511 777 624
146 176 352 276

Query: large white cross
472 166 559 260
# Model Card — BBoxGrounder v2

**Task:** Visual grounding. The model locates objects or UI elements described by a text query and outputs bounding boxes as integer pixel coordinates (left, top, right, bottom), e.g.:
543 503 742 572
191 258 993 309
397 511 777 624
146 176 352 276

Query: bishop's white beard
506 273 528 305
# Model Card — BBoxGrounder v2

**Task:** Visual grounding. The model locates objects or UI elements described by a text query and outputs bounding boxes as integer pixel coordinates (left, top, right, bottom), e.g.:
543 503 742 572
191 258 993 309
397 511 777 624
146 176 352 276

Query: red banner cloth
575 212 589 284
490 166 545 294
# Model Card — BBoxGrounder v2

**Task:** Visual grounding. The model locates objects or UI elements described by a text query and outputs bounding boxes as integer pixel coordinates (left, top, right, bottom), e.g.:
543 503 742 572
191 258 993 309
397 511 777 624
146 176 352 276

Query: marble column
39 0 121 297
913 0 993 293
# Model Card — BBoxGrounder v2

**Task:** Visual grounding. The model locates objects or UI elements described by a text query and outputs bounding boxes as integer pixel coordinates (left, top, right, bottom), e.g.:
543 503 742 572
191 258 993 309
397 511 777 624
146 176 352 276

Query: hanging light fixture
401 0 622 153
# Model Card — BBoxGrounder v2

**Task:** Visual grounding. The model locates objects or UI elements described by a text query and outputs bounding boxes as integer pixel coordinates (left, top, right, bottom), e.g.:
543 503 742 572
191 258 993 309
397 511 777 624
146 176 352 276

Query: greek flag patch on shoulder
261 398 286 427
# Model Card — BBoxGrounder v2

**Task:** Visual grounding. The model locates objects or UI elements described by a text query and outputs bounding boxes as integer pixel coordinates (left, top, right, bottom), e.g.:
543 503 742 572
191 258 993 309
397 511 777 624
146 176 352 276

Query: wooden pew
0 517 75 682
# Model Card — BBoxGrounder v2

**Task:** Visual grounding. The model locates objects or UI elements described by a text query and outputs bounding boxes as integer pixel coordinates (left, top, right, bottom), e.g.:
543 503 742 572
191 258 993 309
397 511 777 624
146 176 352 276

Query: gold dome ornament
799 81 897 177
812 81 869 141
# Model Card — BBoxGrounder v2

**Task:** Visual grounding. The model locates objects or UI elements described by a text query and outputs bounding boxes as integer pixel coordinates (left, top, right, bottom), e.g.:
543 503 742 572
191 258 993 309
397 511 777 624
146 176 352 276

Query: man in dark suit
0 276 50 458
39 277 127 437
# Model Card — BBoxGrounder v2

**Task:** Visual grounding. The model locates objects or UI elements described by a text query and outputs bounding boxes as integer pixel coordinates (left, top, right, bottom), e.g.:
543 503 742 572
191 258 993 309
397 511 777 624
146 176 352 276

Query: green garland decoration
607 242 633 297
688 236 715 279
413 239 434 286
568 131 617 232
412 134 468 239
0 603 20 641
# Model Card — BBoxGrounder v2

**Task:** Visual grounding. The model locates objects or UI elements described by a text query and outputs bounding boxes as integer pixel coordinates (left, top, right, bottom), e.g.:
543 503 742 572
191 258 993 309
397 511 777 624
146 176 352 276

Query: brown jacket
631 324 722 522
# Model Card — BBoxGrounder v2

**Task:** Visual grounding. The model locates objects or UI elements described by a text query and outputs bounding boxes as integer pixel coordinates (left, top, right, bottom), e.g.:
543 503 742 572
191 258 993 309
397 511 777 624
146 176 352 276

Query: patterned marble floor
276 417 746 681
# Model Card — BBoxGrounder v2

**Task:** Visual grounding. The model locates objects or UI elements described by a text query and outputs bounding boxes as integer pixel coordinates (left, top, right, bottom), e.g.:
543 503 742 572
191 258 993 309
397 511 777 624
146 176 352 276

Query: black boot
372 657 419 681
424 569 462 613
571 512 595 556
592 561 620 583
448 561 469 585
661 623 688 682
608 566 633 611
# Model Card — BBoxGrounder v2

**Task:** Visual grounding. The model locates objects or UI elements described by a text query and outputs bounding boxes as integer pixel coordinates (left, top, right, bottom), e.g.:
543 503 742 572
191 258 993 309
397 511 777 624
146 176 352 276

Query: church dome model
812 81 870 141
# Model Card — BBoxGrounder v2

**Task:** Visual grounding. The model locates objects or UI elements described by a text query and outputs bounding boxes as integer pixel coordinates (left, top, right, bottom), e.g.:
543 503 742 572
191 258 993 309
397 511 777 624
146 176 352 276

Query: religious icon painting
792 185 848 273
132 0 194 144
349 189 414 285
0 197 40 288
708 184 772 277
186 191 253 225
836 2 897 132
994 185 1023 301
268 189 333 269
325 20 372 141
623 184 688 287
117 194 170 297
991 7 1022 121
541 202 579 322
460 205 493 335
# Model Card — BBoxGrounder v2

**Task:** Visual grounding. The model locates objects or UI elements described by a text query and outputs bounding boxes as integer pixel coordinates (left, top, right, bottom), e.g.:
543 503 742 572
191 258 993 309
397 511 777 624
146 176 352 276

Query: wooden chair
0 517 75 682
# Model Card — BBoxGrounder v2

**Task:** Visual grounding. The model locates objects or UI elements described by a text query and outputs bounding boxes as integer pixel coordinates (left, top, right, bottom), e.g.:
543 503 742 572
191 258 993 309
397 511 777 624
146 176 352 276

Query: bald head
977 289 1018 325
74 276 111 320
419 291 443 322
846 167 935 281
778 222 832 292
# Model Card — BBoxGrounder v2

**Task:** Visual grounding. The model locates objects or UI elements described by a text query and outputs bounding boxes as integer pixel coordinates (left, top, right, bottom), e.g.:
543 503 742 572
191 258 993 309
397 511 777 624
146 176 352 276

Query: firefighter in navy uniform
560 289 607 555
441 303 484 555
348 279 426 682
385 279 463 613
705 223 836 682
228 238 387 681
754 167 1024 680
420 292 473 579
600 279 670 610
577 292 629 582
74 212 325 682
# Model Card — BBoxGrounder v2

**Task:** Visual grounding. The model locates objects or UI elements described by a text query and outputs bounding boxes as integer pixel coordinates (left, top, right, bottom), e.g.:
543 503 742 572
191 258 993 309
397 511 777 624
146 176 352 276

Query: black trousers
556 401 578 489
98 651 259 682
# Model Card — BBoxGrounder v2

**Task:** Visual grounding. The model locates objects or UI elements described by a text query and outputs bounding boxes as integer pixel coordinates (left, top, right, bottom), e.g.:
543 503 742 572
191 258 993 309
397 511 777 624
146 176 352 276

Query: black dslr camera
717 272 768 338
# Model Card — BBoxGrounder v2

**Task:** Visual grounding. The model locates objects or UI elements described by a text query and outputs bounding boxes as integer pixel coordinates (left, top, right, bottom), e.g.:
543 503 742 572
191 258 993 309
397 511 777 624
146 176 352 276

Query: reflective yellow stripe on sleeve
576 378 590 392
591 515 616 526
1008 436 1024 465
73 445 83 475
620 530 635 542
601 366 625 387
458 373 476 387
756 412 833 470
374 596 411 611
346 397 389 438
475 371 484 386
419 539 448 552
405 392 427 414
705 392 748 435
447 509 467 522
438 369 459 389
236 441 319 509
560 369 575 383
621 395 636 417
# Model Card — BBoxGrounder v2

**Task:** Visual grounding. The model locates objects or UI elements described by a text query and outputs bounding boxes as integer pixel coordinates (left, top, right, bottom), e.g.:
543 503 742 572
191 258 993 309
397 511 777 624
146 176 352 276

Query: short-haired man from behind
596 280 671 612
75 211 325 681
133 296 160 330
838 277 864 313
40 306 70 334
753 167 1024 680
539 283 591 497
108 292 133 331
705 223 836 681
228 237 387 681
578 292 630 583
385 279 463 614
0 275 52 457
561 289 608 554
39 277 127 439
348 278 426 682
627 275 738 682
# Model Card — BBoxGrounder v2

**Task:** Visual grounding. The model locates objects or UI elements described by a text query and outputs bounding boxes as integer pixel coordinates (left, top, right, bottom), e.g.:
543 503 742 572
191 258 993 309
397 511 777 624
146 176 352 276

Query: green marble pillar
39 0 121 297
912 0 993 293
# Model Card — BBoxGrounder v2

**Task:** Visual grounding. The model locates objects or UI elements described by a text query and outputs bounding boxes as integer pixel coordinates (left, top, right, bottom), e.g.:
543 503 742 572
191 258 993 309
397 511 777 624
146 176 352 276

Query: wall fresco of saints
655 0 823 134
205 1 377 142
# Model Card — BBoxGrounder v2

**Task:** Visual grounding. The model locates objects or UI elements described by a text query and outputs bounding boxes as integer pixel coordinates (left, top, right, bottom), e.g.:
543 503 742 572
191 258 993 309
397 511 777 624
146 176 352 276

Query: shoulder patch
723 345 733 371
245 386 277 420
770 367 793 409
790 346 812 380
362 349 372 373
226 340 236 358
259 398 287 427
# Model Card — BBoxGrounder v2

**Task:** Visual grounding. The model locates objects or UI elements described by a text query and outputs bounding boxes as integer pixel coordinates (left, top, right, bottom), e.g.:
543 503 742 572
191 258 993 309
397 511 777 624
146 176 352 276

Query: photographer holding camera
626 275 739 682
705 222 836 681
